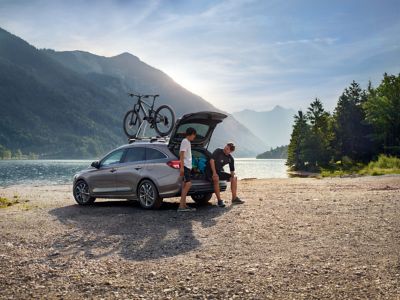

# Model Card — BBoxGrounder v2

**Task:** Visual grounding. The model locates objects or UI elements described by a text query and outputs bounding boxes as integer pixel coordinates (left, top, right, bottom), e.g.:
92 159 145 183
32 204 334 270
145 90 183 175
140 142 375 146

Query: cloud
274 37 338 46
0 0 399 113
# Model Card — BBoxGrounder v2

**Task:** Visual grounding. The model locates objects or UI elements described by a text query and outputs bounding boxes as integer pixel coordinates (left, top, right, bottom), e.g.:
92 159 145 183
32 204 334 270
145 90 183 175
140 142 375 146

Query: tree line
0 145 38 160
257 145 288 159
287 73 400 171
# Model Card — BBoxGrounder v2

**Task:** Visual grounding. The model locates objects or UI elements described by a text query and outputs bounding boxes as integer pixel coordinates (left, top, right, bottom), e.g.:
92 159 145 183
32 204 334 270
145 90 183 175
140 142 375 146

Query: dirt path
0 176 399 299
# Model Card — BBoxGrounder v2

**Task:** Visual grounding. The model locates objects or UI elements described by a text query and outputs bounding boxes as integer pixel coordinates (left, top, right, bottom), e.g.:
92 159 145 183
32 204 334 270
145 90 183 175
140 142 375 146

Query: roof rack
128 136 168 144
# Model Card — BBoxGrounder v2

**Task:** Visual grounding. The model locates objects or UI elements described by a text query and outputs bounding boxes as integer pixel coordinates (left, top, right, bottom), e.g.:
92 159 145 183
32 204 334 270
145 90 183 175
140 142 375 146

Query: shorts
218 171 232 181
206 169 231 181
183 167 192 182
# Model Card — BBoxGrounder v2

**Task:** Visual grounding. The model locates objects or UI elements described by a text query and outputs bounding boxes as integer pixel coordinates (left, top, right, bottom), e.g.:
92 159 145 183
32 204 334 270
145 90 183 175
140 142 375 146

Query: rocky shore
0 176 399 299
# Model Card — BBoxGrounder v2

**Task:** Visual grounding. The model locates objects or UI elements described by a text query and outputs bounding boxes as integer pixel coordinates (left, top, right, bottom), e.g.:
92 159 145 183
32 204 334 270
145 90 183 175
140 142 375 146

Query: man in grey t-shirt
208 142 245 207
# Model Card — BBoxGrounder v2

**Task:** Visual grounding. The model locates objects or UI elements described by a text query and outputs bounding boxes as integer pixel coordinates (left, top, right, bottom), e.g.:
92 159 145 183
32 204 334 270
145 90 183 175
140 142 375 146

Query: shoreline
1 173 400 189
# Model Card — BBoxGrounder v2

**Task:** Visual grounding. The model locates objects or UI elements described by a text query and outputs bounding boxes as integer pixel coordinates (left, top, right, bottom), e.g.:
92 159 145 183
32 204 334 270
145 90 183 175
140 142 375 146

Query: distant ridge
233 106 296 149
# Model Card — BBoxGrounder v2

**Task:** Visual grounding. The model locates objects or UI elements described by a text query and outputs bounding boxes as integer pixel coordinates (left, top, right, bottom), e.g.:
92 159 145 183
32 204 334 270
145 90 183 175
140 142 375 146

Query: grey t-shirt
211 148 235 172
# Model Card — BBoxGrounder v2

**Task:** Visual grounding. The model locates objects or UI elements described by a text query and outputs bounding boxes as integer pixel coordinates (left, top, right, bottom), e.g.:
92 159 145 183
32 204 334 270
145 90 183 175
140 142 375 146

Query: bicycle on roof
123 93 175 138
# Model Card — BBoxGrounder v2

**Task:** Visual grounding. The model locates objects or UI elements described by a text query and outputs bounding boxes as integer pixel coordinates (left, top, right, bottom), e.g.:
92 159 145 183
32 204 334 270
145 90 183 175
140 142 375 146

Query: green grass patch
321 155 400 177
359 155 400 176
0 197 19 208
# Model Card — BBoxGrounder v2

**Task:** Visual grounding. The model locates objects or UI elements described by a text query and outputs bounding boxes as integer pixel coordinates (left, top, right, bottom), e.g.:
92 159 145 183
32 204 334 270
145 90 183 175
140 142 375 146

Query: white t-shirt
179 138 192 169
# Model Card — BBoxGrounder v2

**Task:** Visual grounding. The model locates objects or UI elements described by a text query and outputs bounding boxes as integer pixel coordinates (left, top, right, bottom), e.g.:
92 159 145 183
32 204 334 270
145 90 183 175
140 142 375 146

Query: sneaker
217 200 226 208
232 197 245 205
177 207 196 212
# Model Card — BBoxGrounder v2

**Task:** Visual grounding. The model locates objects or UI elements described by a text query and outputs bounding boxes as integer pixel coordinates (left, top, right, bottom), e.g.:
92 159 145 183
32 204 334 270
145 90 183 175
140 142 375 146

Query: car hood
168 111 227 148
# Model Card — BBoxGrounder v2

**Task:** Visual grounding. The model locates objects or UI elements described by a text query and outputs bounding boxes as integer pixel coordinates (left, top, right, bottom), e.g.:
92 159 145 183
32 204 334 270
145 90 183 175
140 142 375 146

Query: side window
146 148 167 160
123 147 146 163
101 149 125 167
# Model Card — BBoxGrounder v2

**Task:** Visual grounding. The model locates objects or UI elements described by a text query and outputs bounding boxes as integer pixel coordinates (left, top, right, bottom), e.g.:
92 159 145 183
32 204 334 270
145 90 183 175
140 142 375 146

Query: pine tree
306 98 332 168
332 81 373 162
286 111 311 170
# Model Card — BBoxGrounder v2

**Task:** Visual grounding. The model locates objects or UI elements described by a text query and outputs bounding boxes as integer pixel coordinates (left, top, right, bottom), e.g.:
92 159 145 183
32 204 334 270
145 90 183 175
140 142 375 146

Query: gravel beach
0 175 399 299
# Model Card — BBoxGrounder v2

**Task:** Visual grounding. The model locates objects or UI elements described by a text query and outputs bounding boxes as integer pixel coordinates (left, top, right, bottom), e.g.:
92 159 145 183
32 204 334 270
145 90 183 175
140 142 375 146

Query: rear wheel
123 109 142 138
73 180 96 205
154 105 175 137
138 180 162 209
191 193 213 205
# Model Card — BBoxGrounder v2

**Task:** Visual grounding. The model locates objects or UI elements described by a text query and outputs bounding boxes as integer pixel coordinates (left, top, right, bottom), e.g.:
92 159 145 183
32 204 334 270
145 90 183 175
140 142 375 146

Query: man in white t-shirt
178 127 197 212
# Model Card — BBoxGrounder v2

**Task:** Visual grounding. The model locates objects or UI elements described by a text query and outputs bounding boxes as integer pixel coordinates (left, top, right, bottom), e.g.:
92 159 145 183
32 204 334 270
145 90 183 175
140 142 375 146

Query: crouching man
208 142 245 207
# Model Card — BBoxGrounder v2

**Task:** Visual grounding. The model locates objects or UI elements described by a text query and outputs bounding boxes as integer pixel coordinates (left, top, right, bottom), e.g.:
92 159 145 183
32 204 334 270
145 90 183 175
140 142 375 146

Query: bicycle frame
129 94 159 119
134 98 155 118
128 94 159 137
124 92 174 139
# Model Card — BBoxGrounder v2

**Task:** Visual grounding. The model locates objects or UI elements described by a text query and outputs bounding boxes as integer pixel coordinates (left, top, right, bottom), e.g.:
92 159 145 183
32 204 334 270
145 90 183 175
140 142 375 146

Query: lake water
0 158 289 187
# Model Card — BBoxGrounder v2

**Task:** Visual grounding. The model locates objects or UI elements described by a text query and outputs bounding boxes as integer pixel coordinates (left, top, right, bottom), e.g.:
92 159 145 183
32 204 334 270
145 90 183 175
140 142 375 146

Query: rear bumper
160 180 227 198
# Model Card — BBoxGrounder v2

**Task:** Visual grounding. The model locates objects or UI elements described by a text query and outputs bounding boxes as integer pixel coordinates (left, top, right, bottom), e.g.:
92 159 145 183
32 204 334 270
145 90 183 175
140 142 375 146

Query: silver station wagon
72 111 228 209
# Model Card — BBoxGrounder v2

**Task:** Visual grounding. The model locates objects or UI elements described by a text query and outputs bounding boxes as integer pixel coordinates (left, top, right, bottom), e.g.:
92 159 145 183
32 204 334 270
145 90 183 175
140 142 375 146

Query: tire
154 105 175 137
123 109 142 138
191 193 213 205
137 179 162 209
73 180 96 205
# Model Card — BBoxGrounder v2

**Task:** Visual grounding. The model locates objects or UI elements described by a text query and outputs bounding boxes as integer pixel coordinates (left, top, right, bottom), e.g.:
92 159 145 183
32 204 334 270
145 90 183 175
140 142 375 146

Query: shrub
368 154 400 169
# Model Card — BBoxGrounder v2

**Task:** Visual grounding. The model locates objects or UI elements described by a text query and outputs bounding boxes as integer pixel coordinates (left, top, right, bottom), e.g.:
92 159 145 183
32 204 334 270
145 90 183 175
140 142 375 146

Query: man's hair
186 127 197 136
227 142 235 152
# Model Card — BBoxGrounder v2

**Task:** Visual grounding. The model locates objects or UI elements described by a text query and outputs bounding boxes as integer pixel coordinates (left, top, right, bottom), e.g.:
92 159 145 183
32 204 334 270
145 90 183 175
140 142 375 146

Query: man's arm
179 151 185 176
210 159 217 177
229 157 235 176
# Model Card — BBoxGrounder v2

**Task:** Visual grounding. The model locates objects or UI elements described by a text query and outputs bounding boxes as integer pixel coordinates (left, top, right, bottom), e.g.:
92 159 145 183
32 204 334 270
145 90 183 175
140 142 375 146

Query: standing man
178 127 197 212
209 142 245 207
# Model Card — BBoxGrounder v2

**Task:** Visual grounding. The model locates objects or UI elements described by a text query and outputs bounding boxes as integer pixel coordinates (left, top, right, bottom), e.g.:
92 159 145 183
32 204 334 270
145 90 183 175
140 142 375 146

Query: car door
114 146 146 196
89 148 125 195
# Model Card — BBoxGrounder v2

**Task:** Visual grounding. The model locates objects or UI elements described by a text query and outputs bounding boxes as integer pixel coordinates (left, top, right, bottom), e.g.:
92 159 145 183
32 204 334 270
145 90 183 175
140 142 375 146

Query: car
72 111 228 209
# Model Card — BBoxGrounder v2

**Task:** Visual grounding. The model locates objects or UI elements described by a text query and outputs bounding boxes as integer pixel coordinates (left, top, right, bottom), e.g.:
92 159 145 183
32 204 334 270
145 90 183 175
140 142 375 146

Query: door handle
110 168 116 173
134 166 142 170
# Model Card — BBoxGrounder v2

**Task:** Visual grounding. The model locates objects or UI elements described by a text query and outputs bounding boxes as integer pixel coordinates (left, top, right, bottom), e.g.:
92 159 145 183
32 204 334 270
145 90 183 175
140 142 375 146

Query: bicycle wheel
154 105 175 137
123 110 142 138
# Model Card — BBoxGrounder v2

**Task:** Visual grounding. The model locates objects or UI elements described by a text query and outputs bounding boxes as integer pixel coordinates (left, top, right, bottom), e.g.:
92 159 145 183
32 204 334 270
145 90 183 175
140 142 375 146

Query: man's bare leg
179 181 192 208
212 175 221 200
231 176 237 200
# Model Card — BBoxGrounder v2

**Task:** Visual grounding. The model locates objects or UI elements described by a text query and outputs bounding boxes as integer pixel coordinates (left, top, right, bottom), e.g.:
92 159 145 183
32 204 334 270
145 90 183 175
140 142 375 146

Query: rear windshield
175 123 209 141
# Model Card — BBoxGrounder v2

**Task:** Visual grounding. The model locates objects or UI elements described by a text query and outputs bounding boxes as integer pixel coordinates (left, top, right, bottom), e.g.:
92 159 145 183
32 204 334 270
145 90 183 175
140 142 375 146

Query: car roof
117 141 168 150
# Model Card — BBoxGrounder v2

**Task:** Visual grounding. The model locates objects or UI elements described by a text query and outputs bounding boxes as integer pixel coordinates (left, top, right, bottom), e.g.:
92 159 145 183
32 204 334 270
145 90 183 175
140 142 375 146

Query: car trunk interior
170 147 211 181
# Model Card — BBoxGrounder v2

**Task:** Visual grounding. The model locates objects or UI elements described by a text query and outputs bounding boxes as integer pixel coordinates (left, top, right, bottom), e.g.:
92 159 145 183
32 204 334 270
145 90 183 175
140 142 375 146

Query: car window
146 148 167 160
101 149 124 167
123 147 146 163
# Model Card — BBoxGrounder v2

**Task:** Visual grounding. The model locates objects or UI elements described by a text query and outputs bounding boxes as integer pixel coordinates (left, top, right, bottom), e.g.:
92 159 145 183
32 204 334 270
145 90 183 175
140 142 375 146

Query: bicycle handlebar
128 93 159 99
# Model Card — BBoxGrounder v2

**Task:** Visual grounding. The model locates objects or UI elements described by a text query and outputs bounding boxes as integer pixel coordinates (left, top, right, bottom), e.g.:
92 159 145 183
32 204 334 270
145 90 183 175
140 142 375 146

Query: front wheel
138 180 163 209
73 180 96 205
123 110 142 138
191 193 213 205
154 105 175 137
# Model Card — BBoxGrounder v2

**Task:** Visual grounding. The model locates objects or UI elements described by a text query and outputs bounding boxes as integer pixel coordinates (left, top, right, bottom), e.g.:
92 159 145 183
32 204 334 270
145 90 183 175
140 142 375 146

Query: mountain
0 27 266 158
233 106 296 149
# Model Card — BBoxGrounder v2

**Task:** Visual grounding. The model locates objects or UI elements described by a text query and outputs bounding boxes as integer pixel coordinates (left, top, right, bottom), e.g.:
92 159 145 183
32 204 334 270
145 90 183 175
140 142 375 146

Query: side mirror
91 161 100 169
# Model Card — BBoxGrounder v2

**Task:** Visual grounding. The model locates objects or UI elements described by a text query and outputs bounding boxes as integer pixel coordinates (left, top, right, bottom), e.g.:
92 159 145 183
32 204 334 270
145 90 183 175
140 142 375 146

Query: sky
0 0 399 113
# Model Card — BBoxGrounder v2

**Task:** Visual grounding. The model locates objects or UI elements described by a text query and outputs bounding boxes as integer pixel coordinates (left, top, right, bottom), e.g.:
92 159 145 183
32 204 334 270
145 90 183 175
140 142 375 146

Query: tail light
167 160 180 169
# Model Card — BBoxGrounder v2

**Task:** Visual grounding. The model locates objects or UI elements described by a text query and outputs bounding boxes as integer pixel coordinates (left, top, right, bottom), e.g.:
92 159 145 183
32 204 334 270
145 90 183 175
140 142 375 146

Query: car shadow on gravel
49 200 230 261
